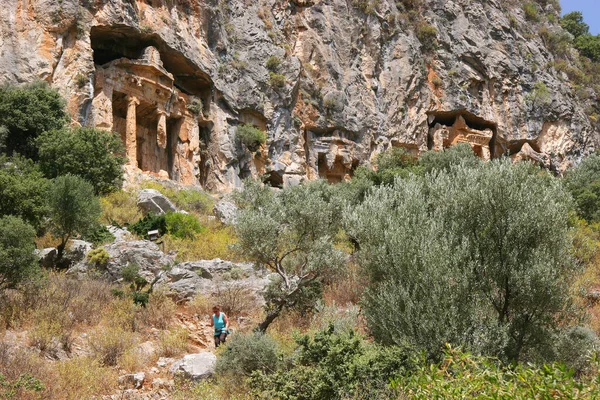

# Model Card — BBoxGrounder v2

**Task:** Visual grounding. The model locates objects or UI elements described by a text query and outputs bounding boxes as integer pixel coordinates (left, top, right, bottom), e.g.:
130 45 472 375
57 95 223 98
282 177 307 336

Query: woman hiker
210 305 229 348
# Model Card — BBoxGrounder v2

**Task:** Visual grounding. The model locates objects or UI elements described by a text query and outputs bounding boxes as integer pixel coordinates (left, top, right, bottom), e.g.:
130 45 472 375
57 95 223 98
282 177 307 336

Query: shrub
140 288 177 329
268 72 286 88
37 127 126 194
165 212 204 239
83 224 115 245
89 326 137 366
87 247 110 268
55 356 117 400
170 189 214 214
347 160 576 362
214 282 257 317
0 343 47 399
187 97 203 115
420 142 481 174
129 213 167 238
100 190 142 226
523 2 539 22
561 11 589 39
565 153 600 222
48 174 101 261
416 22 437 52
266 55 281 71
236 124 266 152
216 332 280 377
0 155 50 231
0 81 68 159
526 81 552 108
0 216 39 291
162 224 238 261
158 327 190 357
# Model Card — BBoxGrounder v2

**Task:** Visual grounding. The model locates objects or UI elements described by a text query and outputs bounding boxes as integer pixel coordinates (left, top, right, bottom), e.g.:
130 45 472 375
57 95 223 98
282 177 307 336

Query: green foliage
0 81 68 159
48 174 101 260
100 190 142 226
347 160 577 362
164 212 204 239
526 81 552 108
352 0 380 15
0 216 39 291
393 346 600 399
575 34 600 63
83 225 115 246
416 22 437 52
0 373 44 399
561 11 590 39
186 98 203 115
0 155 50 231
87 248 109 268
266 56 281 71
169 189 214 214
234 180 346 331
216 332 280 377
268 72 286 88
419 142 481 174
565 153 600 222
236 124 266 152
37 127 126 195
129 213 167 239
250 326 418 399
523 2 539 22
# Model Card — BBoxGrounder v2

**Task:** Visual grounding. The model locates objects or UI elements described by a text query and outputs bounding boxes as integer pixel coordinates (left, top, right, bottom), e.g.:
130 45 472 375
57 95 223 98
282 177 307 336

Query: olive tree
48 174 101 262
565 153 600 223
235 180 346 332
346 160 577 362
0 216 39 290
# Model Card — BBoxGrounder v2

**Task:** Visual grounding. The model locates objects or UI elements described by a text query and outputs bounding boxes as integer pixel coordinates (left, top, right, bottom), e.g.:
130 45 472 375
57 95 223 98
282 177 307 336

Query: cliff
1 0 598 191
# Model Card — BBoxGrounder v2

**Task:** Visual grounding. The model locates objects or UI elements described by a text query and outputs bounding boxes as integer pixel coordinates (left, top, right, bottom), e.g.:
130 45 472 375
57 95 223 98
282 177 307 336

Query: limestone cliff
1 0 598 191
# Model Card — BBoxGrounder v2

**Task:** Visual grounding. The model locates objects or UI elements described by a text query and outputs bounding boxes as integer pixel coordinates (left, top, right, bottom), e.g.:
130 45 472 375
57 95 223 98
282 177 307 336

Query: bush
162 223 238 261
416 22 437 52
266 55 281 71
37 127 126 195
216 332 280 377
158 327 189 357
55 356 117 400
236 124 266 152
420 142 481 174
48 174 101 261
129 213 167 239
83 224 115 245
0 155 50 231
0 216 39 291
268 72 286 88
250 326 418 399
565 153 600 222
89 326 137 366
100 190 142 226
214 282 257 317
347 160 576 362
186 97 203 115
0 81 68 159
523 2 539 21
165 212 204 239
139 182 214 215
87 248 110 268
140 288 177 329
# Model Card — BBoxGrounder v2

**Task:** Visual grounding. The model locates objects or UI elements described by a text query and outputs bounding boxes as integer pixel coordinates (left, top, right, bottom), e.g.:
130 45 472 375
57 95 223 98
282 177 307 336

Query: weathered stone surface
118 372 145 389
170 352 216 381
1 0 597 190
137 189 177 215
213 200 238 225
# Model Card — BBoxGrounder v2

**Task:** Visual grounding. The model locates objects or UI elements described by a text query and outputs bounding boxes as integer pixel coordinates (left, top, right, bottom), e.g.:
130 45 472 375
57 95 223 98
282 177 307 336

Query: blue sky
561 0 600 35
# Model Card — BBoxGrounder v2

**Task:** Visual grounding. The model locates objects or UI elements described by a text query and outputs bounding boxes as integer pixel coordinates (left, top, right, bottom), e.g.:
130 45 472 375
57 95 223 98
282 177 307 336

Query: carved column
157 110 167 149
126 96 140 167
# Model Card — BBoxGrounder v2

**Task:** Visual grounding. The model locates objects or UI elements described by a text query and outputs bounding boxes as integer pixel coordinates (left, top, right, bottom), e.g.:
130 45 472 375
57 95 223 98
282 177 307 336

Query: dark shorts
214 331 227 347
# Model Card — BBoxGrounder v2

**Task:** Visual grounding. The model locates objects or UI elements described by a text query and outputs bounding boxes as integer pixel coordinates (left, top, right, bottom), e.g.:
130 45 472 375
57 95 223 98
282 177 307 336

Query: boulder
137 189 177 215
170 352 216 381
213 200 238 225
118 372 145 389
36 248 57 268
107 225 131 242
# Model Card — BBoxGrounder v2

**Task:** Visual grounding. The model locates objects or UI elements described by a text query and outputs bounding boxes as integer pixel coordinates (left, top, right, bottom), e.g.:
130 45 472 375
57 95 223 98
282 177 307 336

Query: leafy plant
165 212 204 239
129 213 167 239
266 55 281 71
0 216 39 291
236 124 266 152
268 72 286 88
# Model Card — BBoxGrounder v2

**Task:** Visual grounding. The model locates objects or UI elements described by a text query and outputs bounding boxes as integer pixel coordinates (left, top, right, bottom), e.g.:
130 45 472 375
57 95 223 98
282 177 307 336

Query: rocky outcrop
170 352 216 381
1 0 598 190
137 189 177 215
213 200 238 225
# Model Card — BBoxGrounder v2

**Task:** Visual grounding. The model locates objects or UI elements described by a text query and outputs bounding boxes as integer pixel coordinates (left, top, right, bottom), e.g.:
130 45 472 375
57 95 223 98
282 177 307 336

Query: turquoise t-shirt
213 313 226 336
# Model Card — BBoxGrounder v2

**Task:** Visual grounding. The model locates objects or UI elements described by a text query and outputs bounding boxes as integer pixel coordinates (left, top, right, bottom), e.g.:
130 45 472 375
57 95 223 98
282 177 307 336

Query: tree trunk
255 302 285 333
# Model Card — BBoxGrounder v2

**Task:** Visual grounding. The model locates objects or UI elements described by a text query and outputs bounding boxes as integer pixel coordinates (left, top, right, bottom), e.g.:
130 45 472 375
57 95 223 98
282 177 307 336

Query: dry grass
158 327 190 358
188 293 212 317
323 262 366 307
162 221 238 262
54 356 117 400
100 189 142 226
103 296 141 332
88 325 138 366
213 281 258 317
34 232 62 249
140 288 177 329
0 342 48 400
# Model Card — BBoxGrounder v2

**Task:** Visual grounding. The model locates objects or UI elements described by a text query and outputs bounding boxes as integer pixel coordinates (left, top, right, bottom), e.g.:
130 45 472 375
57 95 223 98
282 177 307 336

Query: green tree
48 174 101 262
37 127 126 195
0 216 39 290
575 34 600 62
346 160 576 362
236 124 266 152
561 11 589 38
234 180 346 332
0 82 68 159
565 153 600 222
0 155 50 231
419 143 481 174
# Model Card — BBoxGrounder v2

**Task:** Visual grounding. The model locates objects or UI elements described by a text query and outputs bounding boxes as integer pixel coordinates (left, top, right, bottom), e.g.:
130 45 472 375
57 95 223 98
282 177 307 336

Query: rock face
170 352 216 381
213 200 238 225
1 0 598 190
